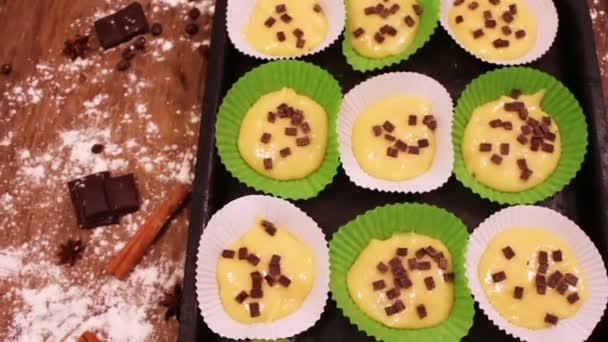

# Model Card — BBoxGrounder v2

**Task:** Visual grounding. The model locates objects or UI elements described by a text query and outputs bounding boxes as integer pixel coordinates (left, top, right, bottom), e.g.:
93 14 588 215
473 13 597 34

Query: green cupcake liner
342 0 439 72
215 60 342 200
452 67 588 205
329 203 474 342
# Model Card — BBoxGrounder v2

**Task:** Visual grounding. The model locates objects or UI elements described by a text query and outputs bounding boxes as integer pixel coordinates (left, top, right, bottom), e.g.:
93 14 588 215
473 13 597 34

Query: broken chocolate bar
68 172 119 229
94 2 150 50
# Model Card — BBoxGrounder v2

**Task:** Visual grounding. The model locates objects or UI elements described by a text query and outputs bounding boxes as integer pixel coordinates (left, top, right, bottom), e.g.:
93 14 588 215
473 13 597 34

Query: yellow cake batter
479 227 587 329
352 95 436 181
448 0 537 60
217 218 316 323
243 0 328 56
462 90 561 192
348 233 454 328
238 87 328 180
348 0 421 58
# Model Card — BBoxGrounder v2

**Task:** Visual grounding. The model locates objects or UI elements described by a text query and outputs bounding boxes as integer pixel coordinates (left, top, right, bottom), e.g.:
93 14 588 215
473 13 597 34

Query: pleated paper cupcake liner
343 0 440 72
452 67 588 204
439 0 558 65
196 195 330 340
227 0 345 60
337 72 454 193
215 60 342 200
329 203 474 342
466 205 608 342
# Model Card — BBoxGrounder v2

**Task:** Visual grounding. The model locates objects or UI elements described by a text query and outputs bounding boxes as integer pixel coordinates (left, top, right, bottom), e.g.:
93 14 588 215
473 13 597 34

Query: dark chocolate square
104 174 140 215
68 172 118 228
94 2 150 50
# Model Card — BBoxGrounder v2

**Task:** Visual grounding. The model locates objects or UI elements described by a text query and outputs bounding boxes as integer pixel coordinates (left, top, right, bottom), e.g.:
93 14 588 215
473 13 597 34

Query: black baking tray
180 0 608 341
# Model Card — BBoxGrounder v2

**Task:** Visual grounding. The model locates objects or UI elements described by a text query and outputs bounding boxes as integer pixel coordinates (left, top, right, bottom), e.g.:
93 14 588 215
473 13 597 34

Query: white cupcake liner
337 72 454 193
226 0 345 60
466 205 608 342
195 195 330 340
439 0 558 65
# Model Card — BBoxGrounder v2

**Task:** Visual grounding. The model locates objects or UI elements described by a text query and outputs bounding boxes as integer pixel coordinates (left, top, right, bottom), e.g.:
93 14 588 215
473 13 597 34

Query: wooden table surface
0 0 606 341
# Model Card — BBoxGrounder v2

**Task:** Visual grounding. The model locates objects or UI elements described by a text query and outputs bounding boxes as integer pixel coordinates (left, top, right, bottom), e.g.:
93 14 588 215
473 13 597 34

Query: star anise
160 282 182 321
57 239 86 266
63 35 90 60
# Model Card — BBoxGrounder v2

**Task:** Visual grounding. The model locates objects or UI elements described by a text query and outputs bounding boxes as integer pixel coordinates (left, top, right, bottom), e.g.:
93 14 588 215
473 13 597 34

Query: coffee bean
1 63 11 75
188 7 201 20
116 59 131 71
185 23 199 36
151 23 163 36
133 36 146 50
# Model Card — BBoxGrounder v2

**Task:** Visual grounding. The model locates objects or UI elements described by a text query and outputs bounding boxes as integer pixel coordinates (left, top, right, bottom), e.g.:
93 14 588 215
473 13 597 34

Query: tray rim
179 0 608 340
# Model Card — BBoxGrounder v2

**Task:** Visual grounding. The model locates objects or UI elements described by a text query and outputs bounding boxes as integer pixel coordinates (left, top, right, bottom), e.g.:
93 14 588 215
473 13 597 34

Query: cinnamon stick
106 183 190 280
79 331 98 342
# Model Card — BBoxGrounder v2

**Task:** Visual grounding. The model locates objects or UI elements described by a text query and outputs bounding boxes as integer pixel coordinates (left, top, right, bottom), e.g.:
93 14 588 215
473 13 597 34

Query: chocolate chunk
499 143 510 155
390 4 400 14
541 116 552 126
503 121 513 130
552 250 563 262
408 115 417 126
538 262 549 275
407 258 417 270
301 122 311 134
437 257 448 270
389 257 402 269
416 304 427 319
424 276 436 290
247 254 260 266
493 38 510 48
104 174 140 215
514 286 524 299
527 117 540 127
541 143 554 153
264 17 276 27
371 125 383 137
511 89 522 99
408 146 420 155
564 273 578 286
485 19 497 28
279 147 291 158
1 63 12 75
395 140 408 152
444 272 455 282
380 8 391 18
520 168 533 180
377 262 389 273
536 274 547 294
538 251 548 264
413 4 423 16
544 132 557 141
374 32 385 43
454 0 465 5
313 4 323 13
404 16 415 27
382 121 395 133
373 280 387 290
185 23 199 36
425 119 437 130
502 11 514 23
386 147 399 158
238 247 248 260
472 29 484 39
530 138 541 151
418 139 429 148
235 291 249 303
268 263 281 278
277 31 286 42
396 247 408 256
489 119 503 128
509 4 518 14
263 158 273 170
260 133 272 144
94 2 150 50
296 39 306 49
484 10 493 19
468 1 479 10
417 261 432 270
276 4 287 13
479 143 492 152
415 248 426 259
270 254 281 265
394 276 413 289
250 288 263 299
425 246 438 257
261 220 277 236
518 107 529 120
490 0 500 5
265 274 276 286
501 25 512 36
502 246 516 259
384 305 398 316
353 28 365 38
293 28 304 38
296 136 311 147
517 159 528 170
249 302 261 317
521 125 532 135
116 59 131 71
492 271 507 282
222 250 235 258
284 127 298 136
515 29 526 39
68 172 114 228
544 313 558 325
380 24 398 36
517 134 529 145
278 275 291 287
556 281 569 294
455 15 464 24
364 6 377 15
567 293 580 304
547 270 563 288
267 112 276 123
386 287 401 300
251 271 263 289
384 134 396 142
490 154 503 165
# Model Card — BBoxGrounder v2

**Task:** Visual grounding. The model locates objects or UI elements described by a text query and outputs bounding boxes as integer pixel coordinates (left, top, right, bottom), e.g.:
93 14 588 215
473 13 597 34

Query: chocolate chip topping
501 25 512 35
520 168 533 180
485 19 497 28
264 17 276 28
249 302 261 317
91 144 105 154
468 1 479 10
502 11 514 23
538 251 548 264
151 23 163 36
384 134 396 142
261 220 276 236
279 147 291 158
395 140 408 152
292 28 304 38
280 13 292 23
301 122 311 134
413 4 423 16
424 276 436 290
296 39 306 49
511 89 522 99
263 158 273 170
247 253 260 266
454 0 465 5
418 139 429 148
251 271 263 289
564 273 578 286
483 10 493 19
502 246 515 259
404 15 416 27
396 247 408 256
265 274 276 286
544 313 558 325
417 260 432 270
394 276 413 289
552 250 563 262
556 280 569 294
408 115 417 126
567 293 580 304
387 147 399 158
407 258 417 270
235 291 249 303
185 23 199 36
374 32 385 43
493 38 510 48
313 4 323 13
364 6 377 15
382 121 395 133
515 29 526 39
444 272 455 282
251 288 265 299
490 0 501 5
238 247 248 260
509 4 518 14
222 249 235 258
285 127 297 136
415 247 426 259
500 143 510 155
353 27 365 38
277 31 286 42
372 279 387 291
417 304 428 319
503 121 513 130
517 134 529 145
455 15 464 24
514 286 524 299
260 133 271 144
267 112 276 123
521 125 532 135
547 270 563 288
479 143 492 152
386 287 401 300
276 4 287 13
490 154 503 165
538 262 549 275
437 257 448 270
278 275 291 287
380 24 398 36
536 274 547 294
472 29 484 39
377 262 389 273
408 146 420 155
492 271 507 282
517 159 528 170
541 143 555 153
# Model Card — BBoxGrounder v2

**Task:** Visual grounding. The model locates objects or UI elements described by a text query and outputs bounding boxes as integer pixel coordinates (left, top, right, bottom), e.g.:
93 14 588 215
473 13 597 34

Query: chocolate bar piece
68 172 119 228
104 174 140 216
94 2 150 50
